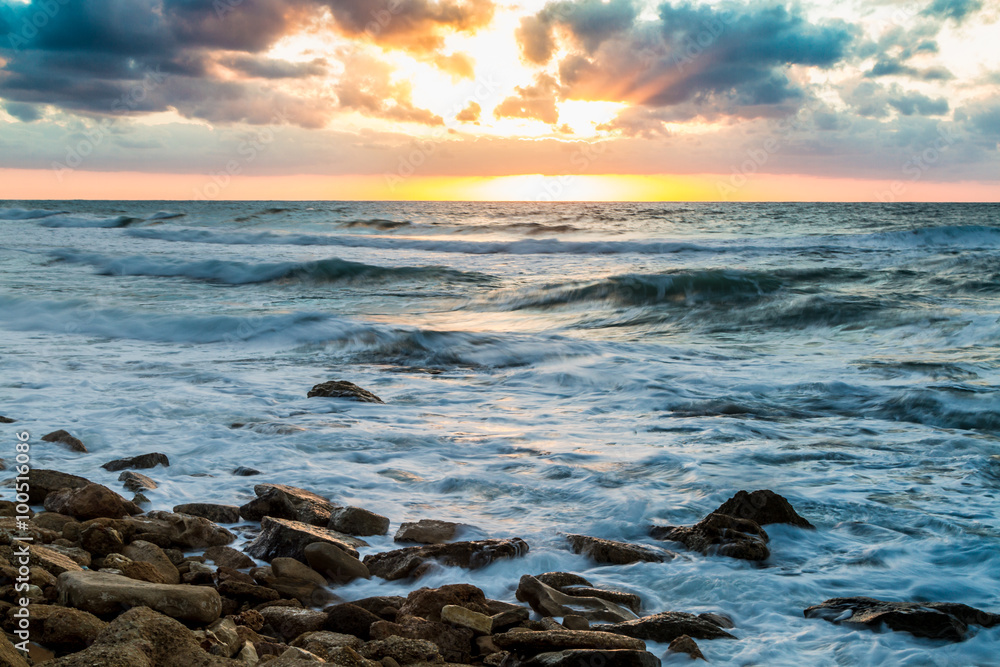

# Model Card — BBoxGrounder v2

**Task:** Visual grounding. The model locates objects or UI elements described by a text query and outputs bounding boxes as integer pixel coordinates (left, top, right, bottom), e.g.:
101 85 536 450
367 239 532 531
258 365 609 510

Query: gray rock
102 452 170 471
596 612 736 643
804 597 1000 642
308 380 384 403
650 513 769 561
562 587 642 614
364 538 529 581
119 471 157 492
233 466 261 476
566 534 674 565
58 570 222 624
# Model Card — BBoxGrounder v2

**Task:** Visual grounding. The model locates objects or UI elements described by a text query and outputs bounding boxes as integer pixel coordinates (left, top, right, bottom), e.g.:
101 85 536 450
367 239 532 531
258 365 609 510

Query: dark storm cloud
2 100 42 121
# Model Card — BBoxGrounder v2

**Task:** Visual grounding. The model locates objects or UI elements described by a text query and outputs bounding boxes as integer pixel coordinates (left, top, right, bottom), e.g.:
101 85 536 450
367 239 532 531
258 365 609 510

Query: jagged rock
308 380 384 403
360 635 440 664
370 618 474 663
364 538 529 581
3 542 84 576
119 471 158 492
303 541 370 584
596 612 736 643
441 605 493 635
102 452 170 472
245 516 365 563
197 617 241 658
516 575 638 623
58 570 222 623
565 534 674 565
174 503 241 524
394 519 461 544
522 650 660 667
132 511 237 549
492 629 646 655
398 584 490 622
80 522 125 556
650 513 769 561
668 635 706 660
2 604 105 649
260 606 327 642
271 557 327 587
21 469 90 504
326 603 382 640
328 506 390 536
535 572 592 589
43 483 141 520
205 545 256 569
30 511 77 534
123 540 181 585
562 587 642 614
240 484 339 526
41 429 87 452
697 612 735 629
803 597 1000 641
714 490 814 528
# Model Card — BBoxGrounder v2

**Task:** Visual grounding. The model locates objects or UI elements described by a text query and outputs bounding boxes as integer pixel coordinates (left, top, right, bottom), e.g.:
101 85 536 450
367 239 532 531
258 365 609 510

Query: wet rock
303 541 370 584
308 380 384 403
205 544 256 569
233 466 262 476
0 416 14 423
714 490 814 529
370 618 473 663
516 575 638 624
566 534 674 565
441 604 493 635
123 540 181 584
44 483 141 520
326 603 382 640
133 510 237 549
597 612 736 643
0 632 29 667
394 519 461 544
58 570 222 623
364 538 529 581
522 649 661 667
174 503 241 524
697 612 735 630
803 596 1000 641
119 471 158 493
41 429 87 453
398 584 490 622
271 556 327 587
102 452 170 472
245 516 365 563
240 483 339 526
535 572 592 589
261 606 328 642
668 635 706 660
562 587 642 614
328 506 390 536
650 513 769 561
3 604 105 649
492 629 646 655
21 469 90 504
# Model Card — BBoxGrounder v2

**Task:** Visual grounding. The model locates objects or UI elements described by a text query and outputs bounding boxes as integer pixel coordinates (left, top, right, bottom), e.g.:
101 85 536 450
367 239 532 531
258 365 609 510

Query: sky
0 0 997 200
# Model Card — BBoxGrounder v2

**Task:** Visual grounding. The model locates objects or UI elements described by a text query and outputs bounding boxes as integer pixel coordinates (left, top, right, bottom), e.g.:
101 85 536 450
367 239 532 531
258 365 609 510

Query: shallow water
1 201 999 666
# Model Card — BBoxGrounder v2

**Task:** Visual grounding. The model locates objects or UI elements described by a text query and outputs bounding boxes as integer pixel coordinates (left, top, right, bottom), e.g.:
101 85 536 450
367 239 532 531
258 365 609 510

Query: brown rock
359 635 440 664
668 634 706 660
123 560 169 584
58 570 222 624
3 604 105 649
328 506 391 536
562 587 641 614
271 557 327 587
370 617 474 663
22 469 90 504
119 471 158 492
218 579 281 605
714 490 813 528
174 503 241 524
522 649 660 667
0 632 29 667
441 604 493 635
43 544 92 568
205 545 256 569
102 452 170 472
41 429 87 452
304 541 370 584
650 513 769 561
325 603 382 640
132 510 237 549
240 483 338 527
308 380 384 404
534 572 592 590
30 511 78 533
79 522 125 556
597 612 736 643
245 516 365 563
43 483 141 520
566 534 674 565
804 597 1000 641
123 540 181 585
516 575 637 624
290 631 363 658
363 538 528 581
260 606 328 642
393 519 461 544
492 629 646 654
398 584 490 622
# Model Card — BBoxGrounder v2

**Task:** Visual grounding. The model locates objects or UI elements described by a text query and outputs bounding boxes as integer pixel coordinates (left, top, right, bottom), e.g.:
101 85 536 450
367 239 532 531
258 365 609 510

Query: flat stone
596 612 736 643
562 587 641 614
492 629 646 654
245 516 365 563
714 490 814 528
308 380 384 403
58 570 222 623
523 650 661 667
240 483 338 526
119 471 157 492
101 452 170 472
41 429 87 452
394 519 461 544
18 543 85 576
173 503 241 524
303 541 370 584
328 506 390 536
650 513 769 561
44 483 141 520
364 538 529 581
442 604 493 635
566 534 674 565
516 575 637 624
804 597 1000 641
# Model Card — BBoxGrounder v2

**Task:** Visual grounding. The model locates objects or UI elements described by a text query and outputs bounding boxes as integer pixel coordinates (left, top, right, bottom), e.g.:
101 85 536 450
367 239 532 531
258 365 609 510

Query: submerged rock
668 635 706 661
804 597 1000 641
0 416 15 423
233 466 261 476
244 516 366 563
58 570 222 624
240 483 338 526
596 612 736 643
102 452 170 472
713 490 814 529
566 534 674 565
364 538 529 581
650 513 769 561
41 429 87 453
516 575 638 624
308 380 384 403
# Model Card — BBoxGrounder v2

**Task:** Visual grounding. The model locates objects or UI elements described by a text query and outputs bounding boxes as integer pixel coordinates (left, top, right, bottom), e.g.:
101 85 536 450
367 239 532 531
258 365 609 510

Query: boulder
535 572 592 589
516 575 637 624
328 506 390 536
308 380 384 403
120 471 158 492
562 587 642 614
364 538 529 581
22 469 90 504
441 605 493 635
271 557 327 587
303 541 370 584
245 516 365 564
522 650 660 667
566 534 673 565
370 618 474 663
359 635 440 664
290 631 363 659
240 484 339 526
325 603 384 640
398 584 490 622
41 429 87 452
79 522 125 556
713 490 813 528
4 604 105 649
650 513 769 561
394 519 461 544
668 635 706 660
0 632 29 667
123 540 181 584
43 483 141 520
132 511 237 549
174 503 241 524
58 570 222 623
596 612 736 643
260 606 328 642
102 452 170 472
803 597 1000 641
205 545 256 569
492 630 646 655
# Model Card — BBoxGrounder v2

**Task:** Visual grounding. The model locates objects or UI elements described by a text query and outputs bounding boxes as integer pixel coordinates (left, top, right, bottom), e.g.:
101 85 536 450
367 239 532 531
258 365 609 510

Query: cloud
494 74 560 124
844 81 949 118
517 0 638 64
323 0 495 51
922 0 983 23
866 58 954 81
333 51 444 125
456 100 481 122
2 100 42 122
220 56 328 79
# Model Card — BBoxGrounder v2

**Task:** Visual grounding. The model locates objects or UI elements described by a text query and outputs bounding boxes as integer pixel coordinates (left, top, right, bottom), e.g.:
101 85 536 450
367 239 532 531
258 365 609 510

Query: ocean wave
49 249 489 285
0 207 66 220
845 225 1000 249
340 219 412 230
148 211 186 221
37 213 141 228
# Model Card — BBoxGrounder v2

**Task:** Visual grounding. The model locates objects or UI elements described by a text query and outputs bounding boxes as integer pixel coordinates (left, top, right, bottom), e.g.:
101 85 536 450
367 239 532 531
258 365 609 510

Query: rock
41 429 87 452
370 618 473 663
134 510 237 549
102 452 170 471
326 603 382 640
0 632 29 667
205 545 257 569
123 540 181 584
328 506 390 536
303 541 370 584
260 606 328 642
394 519 461 544
31 511 78 534
271 646 325 663
563 616 589 631
492 630 646 655
80 522 125 556
0 416 14 423
597 612 736 643
562 587 642 614
668 635 706 660
5 542 84 576
218 579 280 605
119 471 158 492
291 631 363 658
4 604 106 649
803 597 1000 642
175 503 241 524
522 650 661 667
246 516 365 564
58 570 222 623
490 607 531 632
566 534 674 565
123 560 170 584
364 538 529 581
240 483 339 526
713 490 814 529
43 483 141 520
535 572 593 589
398 584 490 621
650 513 769 561
308 380 384 403
697 613 735 630
234 467 262 476
21 469 90 504
271 557 328 587
201 617 242 658
44 544 92 568
359 635 440 664
45 606 235 667
441 605 493 635
516 575 638 624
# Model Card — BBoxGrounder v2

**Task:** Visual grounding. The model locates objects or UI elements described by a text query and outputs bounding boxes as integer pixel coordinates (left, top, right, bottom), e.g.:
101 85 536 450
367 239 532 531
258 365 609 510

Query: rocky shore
2 392 999 666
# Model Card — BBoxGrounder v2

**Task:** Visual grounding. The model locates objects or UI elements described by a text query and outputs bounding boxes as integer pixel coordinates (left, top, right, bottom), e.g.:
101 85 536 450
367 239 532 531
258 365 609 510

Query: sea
1 201 998 666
